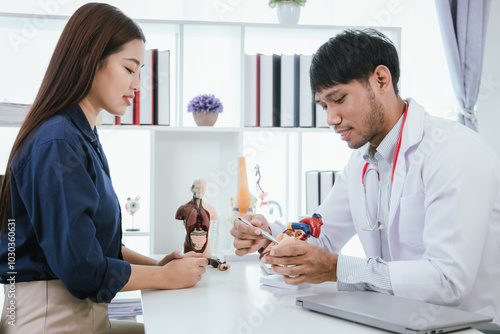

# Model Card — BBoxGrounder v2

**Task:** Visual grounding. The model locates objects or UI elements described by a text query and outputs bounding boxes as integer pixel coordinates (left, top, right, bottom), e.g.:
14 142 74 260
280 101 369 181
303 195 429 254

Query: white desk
141 262 481 334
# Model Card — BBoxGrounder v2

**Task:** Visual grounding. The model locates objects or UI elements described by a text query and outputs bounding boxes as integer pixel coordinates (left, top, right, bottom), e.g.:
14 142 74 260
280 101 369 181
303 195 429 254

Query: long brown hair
0 3 145 231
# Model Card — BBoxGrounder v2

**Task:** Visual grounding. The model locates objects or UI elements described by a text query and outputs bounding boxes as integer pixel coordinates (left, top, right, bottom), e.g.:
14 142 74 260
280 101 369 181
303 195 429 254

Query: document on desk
109 291 143 320
260 273 312 290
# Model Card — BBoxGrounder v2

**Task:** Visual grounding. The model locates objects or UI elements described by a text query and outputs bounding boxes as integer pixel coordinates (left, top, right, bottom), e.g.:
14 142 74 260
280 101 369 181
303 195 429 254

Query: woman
0 3 207 333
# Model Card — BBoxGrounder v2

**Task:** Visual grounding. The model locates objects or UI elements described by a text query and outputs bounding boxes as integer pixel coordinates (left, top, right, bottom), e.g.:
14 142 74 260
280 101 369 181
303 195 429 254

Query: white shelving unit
0 12 400 256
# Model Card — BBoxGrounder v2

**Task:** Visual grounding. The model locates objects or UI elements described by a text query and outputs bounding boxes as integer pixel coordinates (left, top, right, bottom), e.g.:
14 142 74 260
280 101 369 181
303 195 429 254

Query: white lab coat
314 99 500 323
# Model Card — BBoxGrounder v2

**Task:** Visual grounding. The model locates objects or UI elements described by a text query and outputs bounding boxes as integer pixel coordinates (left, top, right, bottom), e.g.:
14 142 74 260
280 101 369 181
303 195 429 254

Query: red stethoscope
361 101 408 231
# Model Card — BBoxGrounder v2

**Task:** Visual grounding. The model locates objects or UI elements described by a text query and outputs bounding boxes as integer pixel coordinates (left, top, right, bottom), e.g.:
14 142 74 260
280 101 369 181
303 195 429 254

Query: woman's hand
157 257 208 289
122 249 208 291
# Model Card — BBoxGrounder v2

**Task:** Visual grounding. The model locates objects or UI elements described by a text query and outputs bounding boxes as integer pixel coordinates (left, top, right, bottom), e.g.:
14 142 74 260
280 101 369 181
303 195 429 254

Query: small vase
192 111 218 126
276 2 301 24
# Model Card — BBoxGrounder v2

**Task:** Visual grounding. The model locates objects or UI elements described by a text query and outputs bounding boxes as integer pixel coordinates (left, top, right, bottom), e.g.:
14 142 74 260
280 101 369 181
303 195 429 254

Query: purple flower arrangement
187 94 224 113
269 0 306 8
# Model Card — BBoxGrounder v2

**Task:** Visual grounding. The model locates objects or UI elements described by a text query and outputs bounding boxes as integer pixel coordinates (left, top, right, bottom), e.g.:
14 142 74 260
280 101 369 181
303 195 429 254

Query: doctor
231 29 500 325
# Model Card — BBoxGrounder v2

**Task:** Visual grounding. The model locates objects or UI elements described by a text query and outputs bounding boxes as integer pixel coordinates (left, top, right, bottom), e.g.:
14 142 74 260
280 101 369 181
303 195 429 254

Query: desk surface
141 262 481 334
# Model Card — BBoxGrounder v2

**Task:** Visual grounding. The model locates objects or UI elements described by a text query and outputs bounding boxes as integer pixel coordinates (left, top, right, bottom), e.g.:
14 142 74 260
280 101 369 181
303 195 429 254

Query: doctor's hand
231 214 272 256
261 240 338 285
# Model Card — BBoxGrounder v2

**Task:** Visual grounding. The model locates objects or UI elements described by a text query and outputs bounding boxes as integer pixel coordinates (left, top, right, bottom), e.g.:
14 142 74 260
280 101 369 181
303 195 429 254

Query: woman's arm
121 257 208 291
121 245 160 266
120 245 209 290
121 245 203 266
122 245 158 266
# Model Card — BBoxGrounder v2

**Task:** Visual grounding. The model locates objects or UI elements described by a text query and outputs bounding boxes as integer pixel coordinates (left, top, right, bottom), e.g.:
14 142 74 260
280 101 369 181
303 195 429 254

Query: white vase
276 2 301 24
192 111 218 126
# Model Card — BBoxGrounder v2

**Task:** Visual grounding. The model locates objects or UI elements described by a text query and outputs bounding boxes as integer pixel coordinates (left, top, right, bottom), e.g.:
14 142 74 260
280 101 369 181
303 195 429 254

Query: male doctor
231 29 500 325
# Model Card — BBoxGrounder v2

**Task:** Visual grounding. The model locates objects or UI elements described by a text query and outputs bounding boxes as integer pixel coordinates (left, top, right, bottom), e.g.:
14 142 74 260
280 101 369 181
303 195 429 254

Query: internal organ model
259 213 323 259
175 179 230 271
175 179 212 257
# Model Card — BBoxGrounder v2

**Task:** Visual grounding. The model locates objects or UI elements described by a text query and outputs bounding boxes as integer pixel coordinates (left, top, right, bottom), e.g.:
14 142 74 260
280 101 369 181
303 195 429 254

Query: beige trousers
0 280 144 334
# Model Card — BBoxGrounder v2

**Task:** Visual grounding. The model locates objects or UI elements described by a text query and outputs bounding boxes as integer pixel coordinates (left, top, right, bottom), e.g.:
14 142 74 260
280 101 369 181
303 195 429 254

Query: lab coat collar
388 98 425 228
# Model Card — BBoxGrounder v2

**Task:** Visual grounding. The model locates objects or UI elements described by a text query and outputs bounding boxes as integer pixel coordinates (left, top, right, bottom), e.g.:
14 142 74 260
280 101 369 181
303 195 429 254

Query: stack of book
244 53 329 129
108 290 143 321
99 49 170 126
305 170 341 215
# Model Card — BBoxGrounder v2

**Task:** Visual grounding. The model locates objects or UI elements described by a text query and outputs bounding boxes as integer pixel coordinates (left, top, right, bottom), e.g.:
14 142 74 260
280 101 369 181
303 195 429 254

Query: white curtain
435 0 492 131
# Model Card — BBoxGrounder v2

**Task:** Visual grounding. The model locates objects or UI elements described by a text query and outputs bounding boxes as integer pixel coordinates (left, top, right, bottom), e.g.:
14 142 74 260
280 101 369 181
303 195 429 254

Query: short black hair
310 29 400 95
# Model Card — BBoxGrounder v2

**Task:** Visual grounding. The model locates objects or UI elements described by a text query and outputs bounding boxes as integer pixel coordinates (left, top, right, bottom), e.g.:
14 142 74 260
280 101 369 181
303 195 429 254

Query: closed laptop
296 291 492 334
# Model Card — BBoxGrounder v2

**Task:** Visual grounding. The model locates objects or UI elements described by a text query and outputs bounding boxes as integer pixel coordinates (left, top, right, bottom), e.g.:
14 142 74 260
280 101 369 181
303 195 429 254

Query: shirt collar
363 112 404 165
66 105 99 146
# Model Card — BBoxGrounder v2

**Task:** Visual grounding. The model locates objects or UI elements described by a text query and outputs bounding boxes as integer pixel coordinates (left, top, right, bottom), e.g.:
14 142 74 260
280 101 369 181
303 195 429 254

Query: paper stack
108 291 143 321
260 274 312 290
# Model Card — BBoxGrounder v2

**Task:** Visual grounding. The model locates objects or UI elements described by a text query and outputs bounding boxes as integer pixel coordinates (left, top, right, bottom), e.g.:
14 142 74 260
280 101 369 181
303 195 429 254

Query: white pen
238 217 280 245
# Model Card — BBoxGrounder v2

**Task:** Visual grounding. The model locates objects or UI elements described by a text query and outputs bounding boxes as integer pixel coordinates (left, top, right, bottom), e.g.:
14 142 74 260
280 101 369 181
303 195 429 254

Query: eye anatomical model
125 195 141 231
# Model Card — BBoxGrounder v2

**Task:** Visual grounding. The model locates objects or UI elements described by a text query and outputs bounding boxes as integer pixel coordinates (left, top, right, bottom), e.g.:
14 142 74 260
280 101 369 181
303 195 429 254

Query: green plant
269 0 306 8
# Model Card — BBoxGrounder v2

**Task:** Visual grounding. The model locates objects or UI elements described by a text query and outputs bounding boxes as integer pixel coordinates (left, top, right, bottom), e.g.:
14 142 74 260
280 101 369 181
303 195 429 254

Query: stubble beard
347 90 386 149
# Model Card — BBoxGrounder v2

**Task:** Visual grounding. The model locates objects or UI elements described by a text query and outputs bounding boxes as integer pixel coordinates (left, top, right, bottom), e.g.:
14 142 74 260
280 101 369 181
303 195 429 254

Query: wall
477 0 500 157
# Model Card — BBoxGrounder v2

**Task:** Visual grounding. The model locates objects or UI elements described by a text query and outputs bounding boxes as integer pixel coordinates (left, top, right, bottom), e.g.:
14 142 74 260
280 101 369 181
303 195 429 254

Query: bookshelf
0 12 401 256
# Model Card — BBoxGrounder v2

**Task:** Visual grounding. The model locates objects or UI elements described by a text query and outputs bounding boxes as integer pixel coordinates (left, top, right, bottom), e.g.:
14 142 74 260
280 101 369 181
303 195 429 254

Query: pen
238 217 280 245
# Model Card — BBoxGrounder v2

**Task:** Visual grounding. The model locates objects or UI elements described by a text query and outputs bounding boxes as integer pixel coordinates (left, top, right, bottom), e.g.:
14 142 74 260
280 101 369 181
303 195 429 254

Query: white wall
477 0 500 157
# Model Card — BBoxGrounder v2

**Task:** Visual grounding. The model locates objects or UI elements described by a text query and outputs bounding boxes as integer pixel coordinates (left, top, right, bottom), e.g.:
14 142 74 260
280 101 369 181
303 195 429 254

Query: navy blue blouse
0 105 131 303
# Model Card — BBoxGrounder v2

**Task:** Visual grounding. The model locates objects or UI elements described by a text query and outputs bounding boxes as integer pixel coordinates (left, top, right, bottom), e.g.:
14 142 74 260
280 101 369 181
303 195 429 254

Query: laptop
296 291 493 334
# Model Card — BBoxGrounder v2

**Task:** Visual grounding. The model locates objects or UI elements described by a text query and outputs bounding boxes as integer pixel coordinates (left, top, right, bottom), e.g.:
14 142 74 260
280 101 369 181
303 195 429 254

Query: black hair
310 28 400 95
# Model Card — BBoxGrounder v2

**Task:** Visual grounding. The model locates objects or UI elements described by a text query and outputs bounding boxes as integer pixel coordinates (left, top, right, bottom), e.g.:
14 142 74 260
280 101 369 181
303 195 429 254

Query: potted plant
269 0 306 24
187 94 224 127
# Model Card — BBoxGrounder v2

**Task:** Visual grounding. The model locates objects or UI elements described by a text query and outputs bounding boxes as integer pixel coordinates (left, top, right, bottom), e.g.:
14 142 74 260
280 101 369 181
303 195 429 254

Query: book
120 105 134 125
133 91 140 125
244 54 259 127
320 170 336 204
306 170 341 212
294 54 300 127
256 53 260 127
299 54 314 127
312 102 317 127
109 291 142 320
315 102 329 128
100 110 115 125
140 49 156 125
272 54 281 127
152 49 159 125
156 49 170 126
259 54 273 127
305 170 320 215
0 102 30 125
95 111 102 125
280 54 299 127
